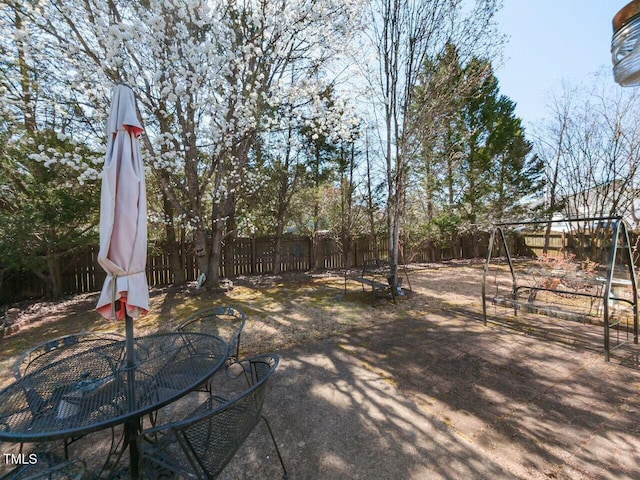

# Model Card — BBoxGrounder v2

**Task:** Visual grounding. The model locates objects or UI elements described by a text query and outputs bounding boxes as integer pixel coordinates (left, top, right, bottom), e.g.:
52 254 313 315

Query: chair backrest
14 332 124 380
175 306 246 360
142 354 278 480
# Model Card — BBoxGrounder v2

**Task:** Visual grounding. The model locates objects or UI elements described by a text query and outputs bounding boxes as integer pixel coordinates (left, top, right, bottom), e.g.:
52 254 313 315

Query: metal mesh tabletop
0 332 228 443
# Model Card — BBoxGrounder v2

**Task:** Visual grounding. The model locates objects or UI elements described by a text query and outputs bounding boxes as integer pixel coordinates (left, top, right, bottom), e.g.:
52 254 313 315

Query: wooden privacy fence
506 230 639 264
1 232 492 304
5 229 630 305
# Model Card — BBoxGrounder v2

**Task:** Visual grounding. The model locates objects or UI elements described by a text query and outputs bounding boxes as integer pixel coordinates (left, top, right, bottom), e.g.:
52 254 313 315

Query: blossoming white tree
7 0 364 286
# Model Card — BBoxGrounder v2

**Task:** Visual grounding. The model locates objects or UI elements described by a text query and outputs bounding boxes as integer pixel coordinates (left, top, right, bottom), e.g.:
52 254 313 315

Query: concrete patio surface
220 307 640 480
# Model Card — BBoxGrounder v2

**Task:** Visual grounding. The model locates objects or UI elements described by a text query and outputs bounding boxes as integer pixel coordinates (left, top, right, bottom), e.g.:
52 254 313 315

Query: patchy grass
0 263 489 389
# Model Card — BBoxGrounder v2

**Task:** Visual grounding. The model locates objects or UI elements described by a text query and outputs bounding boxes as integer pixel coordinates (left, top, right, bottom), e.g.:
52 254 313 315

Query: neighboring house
551 180 639 231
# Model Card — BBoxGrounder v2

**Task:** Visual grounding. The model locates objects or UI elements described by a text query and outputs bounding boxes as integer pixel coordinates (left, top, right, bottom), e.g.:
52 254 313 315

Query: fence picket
8 230 619 304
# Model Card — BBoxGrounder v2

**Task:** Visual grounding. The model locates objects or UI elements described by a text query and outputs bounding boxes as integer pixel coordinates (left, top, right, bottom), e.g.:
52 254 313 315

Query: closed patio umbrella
95 84 148 478
96 84 149 323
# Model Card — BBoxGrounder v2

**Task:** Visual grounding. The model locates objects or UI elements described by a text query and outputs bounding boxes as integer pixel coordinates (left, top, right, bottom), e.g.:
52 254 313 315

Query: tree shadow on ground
219 338 514 480
330 308 640 479
221 303 640 479
2 266 640 479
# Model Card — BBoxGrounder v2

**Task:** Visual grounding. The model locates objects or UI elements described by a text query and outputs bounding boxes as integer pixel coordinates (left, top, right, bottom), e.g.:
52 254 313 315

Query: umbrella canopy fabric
96 85 149 321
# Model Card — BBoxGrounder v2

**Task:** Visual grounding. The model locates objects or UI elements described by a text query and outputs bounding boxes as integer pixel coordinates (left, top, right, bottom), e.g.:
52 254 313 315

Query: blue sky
495 1 623 128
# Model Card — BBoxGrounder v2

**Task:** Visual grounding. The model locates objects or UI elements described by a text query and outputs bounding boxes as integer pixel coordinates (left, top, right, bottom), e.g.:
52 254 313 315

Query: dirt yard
2 261 640 479
0 260 488 389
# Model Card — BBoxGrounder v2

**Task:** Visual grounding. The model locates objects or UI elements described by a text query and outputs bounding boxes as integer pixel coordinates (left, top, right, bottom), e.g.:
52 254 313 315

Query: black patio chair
14 332 125 380
0 456 85 480
175 306 246 362
12 332 126 464
139 354 288 479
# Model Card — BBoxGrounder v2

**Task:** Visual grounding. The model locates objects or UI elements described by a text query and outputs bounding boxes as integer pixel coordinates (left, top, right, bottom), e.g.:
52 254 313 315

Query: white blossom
3 0 366 260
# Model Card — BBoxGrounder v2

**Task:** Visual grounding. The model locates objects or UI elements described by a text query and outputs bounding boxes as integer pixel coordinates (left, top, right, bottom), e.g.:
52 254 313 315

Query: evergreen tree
457 60 544 227
410 48 544 251
0 131 100 297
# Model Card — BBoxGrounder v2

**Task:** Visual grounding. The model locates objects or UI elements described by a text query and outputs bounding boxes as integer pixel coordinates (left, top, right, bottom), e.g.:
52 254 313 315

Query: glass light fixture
612 0 640 86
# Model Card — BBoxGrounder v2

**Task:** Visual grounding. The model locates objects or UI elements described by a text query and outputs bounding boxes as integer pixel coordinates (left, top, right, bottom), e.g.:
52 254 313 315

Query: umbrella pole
125 313 141 479
125 311 135 368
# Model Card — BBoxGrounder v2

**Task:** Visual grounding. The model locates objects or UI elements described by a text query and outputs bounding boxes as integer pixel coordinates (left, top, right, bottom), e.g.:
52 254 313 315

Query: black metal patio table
0 331 228 478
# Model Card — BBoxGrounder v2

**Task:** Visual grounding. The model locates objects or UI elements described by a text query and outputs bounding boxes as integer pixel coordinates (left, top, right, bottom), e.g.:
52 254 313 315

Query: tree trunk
208 221 224 286
543 157 560 255
224 202 236 279
365 133 378 260
163 195 185 285
194 227 210 283
208 192 236 287
543 103 567 255
273 223 284 275
473 232 480 258
311 199 320 270
311 233 319 271
14 10 36 133
451 232 459 259
343 144 356 269
46 253 63 298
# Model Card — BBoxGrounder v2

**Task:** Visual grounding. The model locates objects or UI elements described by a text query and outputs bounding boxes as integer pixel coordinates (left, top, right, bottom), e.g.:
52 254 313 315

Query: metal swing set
482 216 638 361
